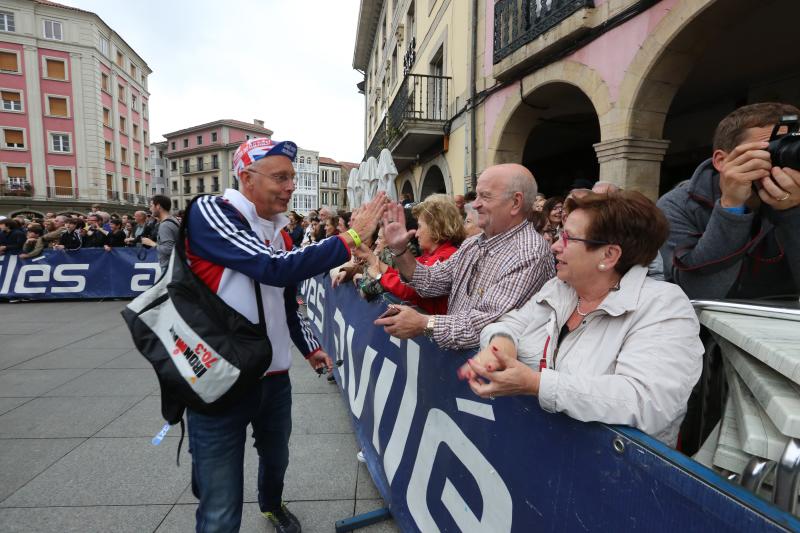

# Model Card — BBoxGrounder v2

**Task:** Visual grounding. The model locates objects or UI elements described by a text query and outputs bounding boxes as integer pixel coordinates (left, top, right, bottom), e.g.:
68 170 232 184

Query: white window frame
102 106 112 127
332 191 339 206
0 88 24 112
119 115 127 135
99 36 109 56
0 10 15 33
0 48 21 74
131 93 137 111
104 141 114 161
48 131 72 154
2 127 26 150
42 55 68 81
120 146 129 166
44 93 70 118
117 84 126 103
100 72 110 93
43 19 63 41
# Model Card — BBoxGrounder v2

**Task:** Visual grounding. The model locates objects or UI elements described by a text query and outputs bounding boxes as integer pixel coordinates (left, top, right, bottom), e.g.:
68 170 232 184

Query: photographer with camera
658 102 800 300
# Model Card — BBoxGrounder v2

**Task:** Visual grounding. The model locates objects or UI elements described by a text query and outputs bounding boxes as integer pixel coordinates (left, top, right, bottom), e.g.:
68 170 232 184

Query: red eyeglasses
560 230 610 248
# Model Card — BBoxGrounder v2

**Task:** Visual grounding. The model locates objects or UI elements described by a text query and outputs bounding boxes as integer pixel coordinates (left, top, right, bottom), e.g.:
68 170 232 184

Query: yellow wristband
347 228 362 248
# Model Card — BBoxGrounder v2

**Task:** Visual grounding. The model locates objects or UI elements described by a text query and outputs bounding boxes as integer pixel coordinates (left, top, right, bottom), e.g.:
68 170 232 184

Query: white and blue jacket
186 189 351 374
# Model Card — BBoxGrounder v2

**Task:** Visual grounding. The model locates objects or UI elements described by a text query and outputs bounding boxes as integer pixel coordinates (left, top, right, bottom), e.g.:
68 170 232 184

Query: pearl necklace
576 297 591 317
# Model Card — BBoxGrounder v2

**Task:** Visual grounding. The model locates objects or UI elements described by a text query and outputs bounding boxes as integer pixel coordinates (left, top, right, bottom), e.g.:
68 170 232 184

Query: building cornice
352 0 383 71
163 119 273 139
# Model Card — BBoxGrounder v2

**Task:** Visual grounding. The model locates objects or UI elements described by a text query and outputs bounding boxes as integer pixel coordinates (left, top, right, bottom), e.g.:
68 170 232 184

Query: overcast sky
60 0 365 162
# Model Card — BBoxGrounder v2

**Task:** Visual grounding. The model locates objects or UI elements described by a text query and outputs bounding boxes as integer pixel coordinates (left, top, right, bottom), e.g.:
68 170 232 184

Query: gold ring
779 194 791 201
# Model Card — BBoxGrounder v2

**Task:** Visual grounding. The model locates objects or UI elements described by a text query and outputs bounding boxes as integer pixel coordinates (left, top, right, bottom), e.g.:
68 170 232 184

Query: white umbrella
376 149 398 201
346 167 359 210
356 161 368 208
362 157 379 203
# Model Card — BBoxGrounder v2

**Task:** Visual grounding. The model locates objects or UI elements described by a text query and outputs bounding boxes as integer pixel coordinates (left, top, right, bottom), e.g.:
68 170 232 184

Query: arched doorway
520 83 600 196
420 165 446 200
624 0 800 195
401 180 414 202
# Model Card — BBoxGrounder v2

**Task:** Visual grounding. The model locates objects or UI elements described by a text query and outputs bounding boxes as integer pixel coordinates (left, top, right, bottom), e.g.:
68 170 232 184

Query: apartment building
163 119 273 212
354 0 799 199
149 140 167 196
318 157 343 211
291 147 318 215
0 0 152 216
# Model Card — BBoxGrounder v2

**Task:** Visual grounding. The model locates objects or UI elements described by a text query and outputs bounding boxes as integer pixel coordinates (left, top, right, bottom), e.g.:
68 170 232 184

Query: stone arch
420 166 446 200
10 209 45 219
488 60 611 169
615 0 719 140
418 155 451 199
617 0 800 194
400 179 415 202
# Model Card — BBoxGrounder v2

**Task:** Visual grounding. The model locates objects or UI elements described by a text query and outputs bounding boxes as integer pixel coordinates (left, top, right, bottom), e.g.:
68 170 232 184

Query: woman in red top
361 194 465 314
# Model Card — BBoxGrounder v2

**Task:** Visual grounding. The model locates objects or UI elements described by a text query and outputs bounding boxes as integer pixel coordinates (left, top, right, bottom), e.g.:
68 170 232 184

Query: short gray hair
506 171 537 215
464 202 478 218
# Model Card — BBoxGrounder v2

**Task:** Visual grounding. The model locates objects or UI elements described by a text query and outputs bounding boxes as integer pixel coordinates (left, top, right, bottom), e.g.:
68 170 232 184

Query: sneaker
263 503 301 533
327 374 336 384
357 450 366 463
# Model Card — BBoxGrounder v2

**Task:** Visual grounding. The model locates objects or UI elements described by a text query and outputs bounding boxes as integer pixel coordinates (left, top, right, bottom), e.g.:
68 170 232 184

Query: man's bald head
482 163 537 215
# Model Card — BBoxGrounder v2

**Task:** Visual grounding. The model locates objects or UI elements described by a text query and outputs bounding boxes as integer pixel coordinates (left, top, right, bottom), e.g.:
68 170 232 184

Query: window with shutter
0 50 18 72
48 96 67 117
105 141 112 159
103 108 110 126
135 180 140 195
122 177 129 193
1 90 21 111
120 147 128 163
45 58 66 80
4 128 24 148
101 73 109 91
53 169 72 195
7 166 26 179
106 174 113 190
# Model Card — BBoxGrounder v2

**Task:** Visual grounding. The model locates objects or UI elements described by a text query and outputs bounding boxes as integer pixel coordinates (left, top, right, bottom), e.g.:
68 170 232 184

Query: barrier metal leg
335 507 392 532
774 438 800 514
741 456 775 493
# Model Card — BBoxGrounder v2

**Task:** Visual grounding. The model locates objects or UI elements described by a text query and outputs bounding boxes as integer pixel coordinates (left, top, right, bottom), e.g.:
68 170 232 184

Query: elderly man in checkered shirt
375 163 555 349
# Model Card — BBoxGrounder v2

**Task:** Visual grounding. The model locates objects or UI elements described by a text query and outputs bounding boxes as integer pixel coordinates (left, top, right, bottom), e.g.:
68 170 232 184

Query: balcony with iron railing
493 0 595 79
1 181 34 197
365 74 450 169
179 161 220 175
122 192 150 206
47 186 76 199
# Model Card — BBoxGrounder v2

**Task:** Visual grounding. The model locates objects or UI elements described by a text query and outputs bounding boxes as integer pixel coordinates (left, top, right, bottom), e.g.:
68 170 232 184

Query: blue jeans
187 373 292 533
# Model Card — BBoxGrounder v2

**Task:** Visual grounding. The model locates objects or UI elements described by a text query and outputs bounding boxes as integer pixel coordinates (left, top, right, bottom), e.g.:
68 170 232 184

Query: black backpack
121 195 272 462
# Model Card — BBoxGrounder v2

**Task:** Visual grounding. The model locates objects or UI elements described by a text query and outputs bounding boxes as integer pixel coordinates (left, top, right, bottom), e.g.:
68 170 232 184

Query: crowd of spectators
0 195 180 269
309 101 798 450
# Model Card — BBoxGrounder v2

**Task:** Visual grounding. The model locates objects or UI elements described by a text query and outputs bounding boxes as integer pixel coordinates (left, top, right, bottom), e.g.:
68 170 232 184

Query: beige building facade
354 0 800 200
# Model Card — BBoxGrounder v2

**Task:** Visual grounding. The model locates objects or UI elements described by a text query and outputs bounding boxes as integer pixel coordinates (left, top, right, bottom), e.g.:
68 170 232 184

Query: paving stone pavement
0 300 400 533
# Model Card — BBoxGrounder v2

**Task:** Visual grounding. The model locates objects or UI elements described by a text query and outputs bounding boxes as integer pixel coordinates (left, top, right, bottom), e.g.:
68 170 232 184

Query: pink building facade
0 0 151 216
163 119 273 211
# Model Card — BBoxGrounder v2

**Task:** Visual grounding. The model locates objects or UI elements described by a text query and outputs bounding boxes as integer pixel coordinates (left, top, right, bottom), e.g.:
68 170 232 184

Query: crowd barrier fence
0 248 159 300
300 274 800 532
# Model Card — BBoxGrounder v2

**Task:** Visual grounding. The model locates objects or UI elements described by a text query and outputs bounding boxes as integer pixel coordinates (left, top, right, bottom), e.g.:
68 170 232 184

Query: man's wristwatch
423 315 435 338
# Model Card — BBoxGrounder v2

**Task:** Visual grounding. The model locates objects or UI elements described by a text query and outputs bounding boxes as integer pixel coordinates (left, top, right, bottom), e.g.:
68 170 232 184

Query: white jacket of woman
480 265 703 446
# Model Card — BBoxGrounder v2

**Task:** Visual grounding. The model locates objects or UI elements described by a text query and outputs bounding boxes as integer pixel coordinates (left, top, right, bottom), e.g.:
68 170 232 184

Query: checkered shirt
410 220 556 350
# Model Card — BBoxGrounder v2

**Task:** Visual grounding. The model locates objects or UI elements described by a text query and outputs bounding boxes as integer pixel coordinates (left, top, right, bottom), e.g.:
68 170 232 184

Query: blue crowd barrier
301 274 800 532
0 248 159 300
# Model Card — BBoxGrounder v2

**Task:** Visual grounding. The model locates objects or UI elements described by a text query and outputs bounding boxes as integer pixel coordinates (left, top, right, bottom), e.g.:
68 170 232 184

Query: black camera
768 115 800 170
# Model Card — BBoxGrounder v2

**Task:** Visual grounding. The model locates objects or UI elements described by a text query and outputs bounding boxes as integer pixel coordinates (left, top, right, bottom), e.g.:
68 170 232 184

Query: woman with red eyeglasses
458 190 703 447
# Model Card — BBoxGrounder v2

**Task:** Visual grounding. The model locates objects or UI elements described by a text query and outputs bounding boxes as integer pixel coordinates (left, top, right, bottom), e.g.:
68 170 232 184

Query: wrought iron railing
494 0 594 64
1 182 33 197
46 186 75 199
365 74 450 160
122 192 149 206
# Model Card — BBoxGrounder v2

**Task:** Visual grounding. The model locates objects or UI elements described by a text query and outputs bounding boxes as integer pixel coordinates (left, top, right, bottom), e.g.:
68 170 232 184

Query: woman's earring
598 263 607 271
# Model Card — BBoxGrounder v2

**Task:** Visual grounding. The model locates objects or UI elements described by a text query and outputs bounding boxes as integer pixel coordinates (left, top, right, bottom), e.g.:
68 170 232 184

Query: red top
379 241 458 315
